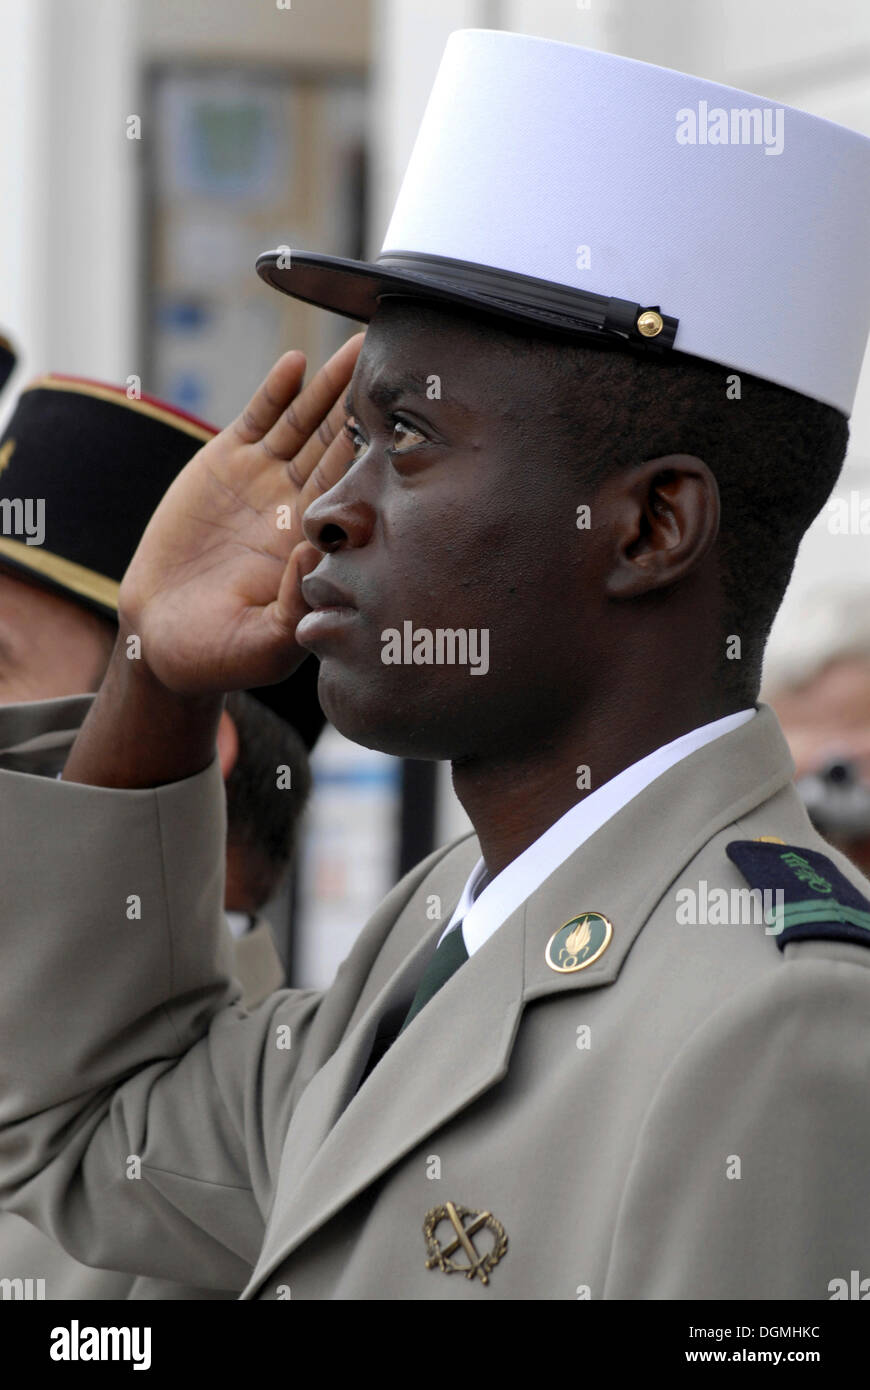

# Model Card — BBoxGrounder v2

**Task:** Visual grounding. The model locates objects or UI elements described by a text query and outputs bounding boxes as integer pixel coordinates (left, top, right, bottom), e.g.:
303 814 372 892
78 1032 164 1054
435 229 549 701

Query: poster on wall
145 62 368 427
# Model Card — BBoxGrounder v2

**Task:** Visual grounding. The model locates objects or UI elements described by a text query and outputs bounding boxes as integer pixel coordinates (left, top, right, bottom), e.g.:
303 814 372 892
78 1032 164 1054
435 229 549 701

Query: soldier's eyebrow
344 373 464 418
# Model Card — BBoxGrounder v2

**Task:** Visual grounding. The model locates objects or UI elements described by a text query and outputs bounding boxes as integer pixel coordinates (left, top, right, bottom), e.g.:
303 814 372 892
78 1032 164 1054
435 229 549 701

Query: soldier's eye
342 413 429 467
389 418 427 455
342 418 368 464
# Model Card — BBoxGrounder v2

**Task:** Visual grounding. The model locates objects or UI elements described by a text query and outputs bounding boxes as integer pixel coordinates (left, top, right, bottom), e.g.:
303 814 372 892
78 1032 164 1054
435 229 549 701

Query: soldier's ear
216 709 240 783
603 453 720 598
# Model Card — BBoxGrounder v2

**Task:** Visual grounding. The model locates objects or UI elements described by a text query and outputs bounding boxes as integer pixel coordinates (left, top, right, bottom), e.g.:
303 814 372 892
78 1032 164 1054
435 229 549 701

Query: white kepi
258 28 870 415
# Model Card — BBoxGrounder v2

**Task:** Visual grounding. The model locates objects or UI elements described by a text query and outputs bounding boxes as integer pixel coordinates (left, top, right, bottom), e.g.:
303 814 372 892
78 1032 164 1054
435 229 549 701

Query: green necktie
355 925 470 1090
358 875 490 1088
398 924 469 1034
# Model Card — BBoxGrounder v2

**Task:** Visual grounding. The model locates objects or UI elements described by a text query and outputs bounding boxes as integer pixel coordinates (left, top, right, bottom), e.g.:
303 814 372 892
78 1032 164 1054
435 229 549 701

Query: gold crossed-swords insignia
423 1201 508 1285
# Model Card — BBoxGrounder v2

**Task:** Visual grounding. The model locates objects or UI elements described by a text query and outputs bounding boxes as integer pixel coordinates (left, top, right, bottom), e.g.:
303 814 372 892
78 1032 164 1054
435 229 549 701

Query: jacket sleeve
602 942 870 1300
0 697 321 1290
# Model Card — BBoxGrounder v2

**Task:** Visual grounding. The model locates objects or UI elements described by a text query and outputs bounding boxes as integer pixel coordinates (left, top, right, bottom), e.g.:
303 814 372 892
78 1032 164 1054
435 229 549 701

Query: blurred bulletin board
143 62 368 427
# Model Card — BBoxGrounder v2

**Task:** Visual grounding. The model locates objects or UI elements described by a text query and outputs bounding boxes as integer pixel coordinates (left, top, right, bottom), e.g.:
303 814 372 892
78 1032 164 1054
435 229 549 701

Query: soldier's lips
300 572 358 611
295 606 360 646
297 569 364 646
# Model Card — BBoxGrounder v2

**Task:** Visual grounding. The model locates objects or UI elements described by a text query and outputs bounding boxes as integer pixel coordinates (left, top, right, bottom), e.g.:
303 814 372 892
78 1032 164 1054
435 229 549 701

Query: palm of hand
118 336 363 695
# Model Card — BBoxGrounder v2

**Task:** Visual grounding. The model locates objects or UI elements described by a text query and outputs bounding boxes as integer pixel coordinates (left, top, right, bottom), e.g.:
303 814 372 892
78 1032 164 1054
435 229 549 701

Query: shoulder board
726 839 870 951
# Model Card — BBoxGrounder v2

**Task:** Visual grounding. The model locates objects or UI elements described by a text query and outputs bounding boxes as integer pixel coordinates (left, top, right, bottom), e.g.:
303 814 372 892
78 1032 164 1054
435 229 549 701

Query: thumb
274 540 322 632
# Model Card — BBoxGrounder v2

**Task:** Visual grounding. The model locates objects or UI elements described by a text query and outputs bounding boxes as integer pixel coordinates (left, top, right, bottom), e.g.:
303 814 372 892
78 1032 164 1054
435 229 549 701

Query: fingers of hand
293 387 357 505
260 332 365 479
232 351 307 445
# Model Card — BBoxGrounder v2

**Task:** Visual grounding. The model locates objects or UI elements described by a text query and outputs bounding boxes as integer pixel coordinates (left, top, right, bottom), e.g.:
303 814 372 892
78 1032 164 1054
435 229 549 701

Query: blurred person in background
0 368 317 1298
0 333 15 397
764 586 870 877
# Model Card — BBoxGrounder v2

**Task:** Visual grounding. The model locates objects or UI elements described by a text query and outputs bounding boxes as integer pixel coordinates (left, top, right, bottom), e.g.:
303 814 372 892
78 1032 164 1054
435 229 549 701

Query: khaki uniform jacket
0 913 284 1301
0 696 285 1301
1 695 869 1300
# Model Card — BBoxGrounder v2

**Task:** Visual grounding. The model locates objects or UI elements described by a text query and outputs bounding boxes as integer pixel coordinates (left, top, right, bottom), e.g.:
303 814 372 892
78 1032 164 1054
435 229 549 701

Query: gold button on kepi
546 912 613 973
636 309 664 338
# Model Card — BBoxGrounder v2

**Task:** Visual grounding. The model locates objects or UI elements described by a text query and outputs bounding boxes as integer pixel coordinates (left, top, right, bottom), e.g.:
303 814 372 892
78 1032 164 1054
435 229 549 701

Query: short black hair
224 690 312 909
438 304 849 690
542 341 847 684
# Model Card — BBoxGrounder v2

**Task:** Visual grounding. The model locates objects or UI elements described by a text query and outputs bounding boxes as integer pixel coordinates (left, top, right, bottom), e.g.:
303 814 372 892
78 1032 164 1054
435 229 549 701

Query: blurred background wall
1 0 868 984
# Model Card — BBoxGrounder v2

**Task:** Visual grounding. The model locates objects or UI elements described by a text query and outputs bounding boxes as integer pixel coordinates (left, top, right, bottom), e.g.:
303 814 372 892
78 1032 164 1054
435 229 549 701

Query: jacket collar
0 692 95 758
242 703 794 1295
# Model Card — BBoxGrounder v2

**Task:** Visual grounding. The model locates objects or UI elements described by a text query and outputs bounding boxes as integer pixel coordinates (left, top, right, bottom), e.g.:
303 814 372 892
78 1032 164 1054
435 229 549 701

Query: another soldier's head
763 587 870 874
0 561 116 701
0 374 317 910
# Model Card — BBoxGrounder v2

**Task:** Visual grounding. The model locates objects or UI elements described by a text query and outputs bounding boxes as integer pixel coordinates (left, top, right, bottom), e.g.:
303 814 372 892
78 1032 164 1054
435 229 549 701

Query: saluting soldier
2 30 870 1299
0 372 319 1298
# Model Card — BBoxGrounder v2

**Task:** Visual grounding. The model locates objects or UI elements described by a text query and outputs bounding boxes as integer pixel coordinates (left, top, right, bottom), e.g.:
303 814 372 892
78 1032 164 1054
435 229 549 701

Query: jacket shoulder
726 832 870 957
604 929 870 1298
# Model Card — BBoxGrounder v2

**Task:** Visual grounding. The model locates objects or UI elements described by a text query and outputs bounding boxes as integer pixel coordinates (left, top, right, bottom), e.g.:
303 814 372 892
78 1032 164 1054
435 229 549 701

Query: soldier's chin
315 660 459 761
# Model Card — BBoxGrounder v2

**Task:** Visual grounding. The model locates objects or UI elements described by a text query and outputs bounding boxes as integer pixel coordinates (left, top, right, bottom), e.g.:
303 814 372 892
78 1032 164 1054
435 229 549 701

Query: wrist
62 625 224 789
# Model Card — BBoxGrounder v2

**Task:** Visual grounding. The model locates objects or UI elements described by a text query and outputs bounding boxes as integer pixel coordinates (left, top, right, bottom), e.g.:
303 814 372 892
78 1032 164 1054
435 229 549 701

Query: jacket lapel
266 913 452 1203
243 897 527 1296
243 704 794 1295
258 834 481 1207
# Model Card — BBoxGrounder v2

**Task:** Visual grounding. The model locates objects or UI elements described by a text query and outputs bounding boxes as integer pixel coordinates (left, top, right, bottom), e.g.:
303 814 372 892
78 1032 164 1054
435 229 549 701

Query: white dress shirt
439 708 755 957
225 910 253 940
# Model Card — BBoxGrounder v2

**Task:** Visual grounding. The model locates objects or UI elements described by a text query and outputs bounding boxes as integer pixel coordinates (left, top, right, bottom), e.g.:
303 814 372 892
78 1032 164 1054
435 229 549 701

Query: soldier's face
0 566 115 703
299 300 607 761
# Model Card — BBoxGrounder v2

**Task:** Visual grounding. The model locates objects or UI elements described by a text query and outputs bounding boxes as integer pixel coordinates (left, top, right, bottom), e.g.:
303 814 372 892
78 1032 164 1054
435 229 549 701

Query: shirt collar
225 910 254 940
439 707 756 956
